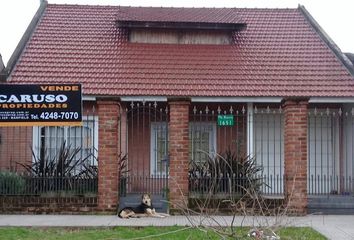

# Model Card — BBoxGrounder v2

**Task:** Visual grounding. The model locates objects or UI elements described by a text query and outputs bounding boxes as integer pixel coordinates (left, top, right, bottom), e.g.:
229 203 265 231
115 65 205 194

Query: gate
118 102 169 211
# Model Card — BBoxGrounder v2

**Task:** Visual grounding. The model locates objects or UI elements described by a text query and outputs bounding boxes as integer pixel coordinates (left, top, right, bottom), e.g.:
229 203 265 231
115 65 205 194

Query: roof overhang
88 96 354 104
191 97 282 103
116 20 246 31
309 97 354 103
120 96 282 103
120 96 168 102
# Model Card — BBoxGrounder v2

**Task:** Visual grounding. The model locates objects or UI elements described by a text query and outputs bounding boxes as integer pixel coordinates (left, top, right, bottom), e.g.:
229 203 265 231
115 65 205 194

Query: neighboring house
0 54 5 81
1 1 354 214
0 55 4 72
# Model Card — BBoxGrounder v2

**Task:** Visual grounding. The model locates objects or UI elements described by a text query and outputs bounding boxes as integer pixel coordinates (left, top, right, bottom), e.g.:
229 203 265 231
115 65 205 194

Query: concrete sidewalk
0 214 353 240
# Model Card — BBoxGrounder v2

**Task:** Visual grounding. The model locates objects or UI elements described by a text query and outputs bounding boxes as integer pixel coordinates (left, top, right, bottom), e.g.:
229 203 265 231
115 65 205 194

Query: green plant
118 153 129 196
189 149 264 196
0 171 25 195
16 141 96 195
119 153 129 176
19 141 92 178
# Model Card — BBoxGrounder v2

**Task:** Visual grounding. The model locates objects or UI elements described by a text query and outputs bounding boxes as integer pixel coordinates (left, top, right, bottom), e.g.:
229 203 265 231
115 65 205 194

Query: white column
247 102 254 158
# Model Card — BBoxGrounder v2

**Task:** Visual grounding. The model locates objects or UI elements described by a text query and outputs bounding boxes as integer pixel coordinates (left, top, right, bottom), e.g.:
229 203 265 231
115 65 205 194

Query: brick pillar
97 100 120 212
283 99 308 215
168 100 190 212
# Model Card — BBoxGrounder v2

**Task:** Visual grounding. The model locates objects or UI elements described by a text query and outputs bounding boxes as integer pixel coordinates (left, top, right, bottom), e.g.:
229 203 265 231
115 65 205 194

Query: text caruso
0 94 68 103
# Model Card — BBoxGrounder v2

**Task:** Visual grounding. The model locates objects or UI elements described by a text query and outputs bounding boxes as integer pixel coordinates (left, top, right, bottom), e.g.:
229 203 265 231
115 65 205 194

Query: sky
0 0 353 66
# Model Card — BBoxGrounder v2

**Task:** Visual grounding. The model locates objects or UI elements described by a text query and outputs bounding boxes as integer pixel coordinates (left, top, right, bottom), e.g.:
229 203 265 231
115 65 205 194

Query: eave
116 20 246 31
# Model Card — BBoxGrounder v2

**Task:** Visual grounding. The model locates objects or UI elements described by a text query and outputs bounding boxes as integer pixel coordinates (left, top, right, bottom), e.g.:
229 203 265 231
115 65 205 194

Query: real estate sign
0 84 82 126
217 114 234 126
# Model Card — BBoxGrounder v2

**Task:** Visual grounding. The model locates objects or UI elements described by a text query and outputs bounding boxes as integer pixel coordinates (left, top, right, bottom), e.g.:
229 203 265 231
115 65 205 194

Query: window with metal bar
189 122 216 164
150 122 168 176
254 110 284 194
308 110 338 194
32 119 98 169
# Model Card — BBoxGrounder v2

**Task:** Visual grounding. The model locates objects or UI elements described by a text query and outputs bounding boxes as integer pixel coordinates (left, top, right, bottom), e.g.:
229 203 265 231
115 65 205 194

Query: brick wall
97 100 120 212
283 99 308 215
168 100 190 211
0 126 32 171
0 196 98 213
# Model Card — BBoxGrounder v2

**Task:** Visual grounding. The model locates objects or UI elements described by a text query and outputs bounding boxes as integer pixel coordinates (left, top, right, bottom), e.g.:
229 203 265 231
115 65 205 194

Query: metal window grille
308 107 354 195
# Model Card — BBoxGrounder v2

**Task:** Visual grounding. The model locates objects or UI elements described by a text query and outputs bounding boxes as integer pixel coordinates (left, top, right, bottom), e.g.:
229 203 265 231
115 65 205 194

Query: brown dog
118 194 168 218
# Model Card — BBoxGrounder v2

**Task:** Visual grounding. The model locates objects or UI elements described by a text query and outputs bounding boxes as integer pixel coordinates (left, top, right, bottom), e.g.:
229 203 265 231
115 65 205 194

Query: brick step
308 208 354 215
308 196 354 214
308 196 354 204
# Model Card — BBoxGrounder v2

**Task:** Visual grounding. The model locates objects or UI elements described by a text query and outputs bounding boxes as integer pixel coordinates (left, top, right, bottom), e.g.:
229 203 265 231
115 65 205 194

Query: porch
117 99 354 214
0 99 354 214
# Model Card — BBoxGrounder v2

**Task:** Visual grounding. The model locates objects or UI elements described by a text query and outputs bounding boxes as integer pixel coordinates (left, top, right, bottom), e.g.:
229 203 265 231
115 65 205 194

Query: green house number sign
217 115 234 126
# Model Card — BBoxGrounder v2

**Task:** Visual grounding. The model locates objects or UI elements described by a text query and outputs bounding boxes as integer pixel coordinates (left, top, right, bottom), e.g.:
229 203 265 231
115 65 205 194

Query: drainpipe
247 103 254 158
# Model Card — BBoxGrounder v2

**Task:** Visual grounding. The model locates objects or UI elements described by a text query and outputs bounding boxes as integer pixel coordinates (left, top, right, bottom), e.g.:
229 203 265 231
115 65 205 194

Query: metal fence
188 104 284 197
0 173 97 196
189 104 354 197
189 175 266 198
0 106 98 197
308 107 354 195
120 175 169 197
4 101 353 202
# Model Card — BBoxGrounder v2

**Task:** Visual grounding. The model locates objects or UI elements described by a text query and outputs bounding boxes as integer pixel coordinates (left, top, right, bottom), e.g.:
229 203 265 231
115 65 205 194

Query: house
1 0 354 214
0 54 5 81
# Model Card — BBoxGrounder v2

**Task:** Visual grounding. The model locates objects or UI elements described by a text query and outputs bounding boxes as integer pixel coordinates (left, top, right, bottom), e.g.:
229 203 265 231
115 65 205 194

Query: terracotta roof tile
115 6 244 24
9 5 354 97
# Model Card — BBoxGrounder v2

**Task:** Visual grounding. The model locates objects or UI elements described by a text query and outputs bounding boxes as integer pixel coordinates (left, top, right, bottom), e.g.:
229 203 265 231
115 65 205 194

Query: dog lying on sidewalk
118 193 169 218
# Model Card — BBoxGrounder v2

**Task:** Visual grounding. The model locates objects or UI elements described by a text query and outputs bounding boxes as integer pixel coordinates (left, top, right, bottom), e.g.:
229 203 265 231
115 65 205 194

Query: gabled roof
8 4 354 97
